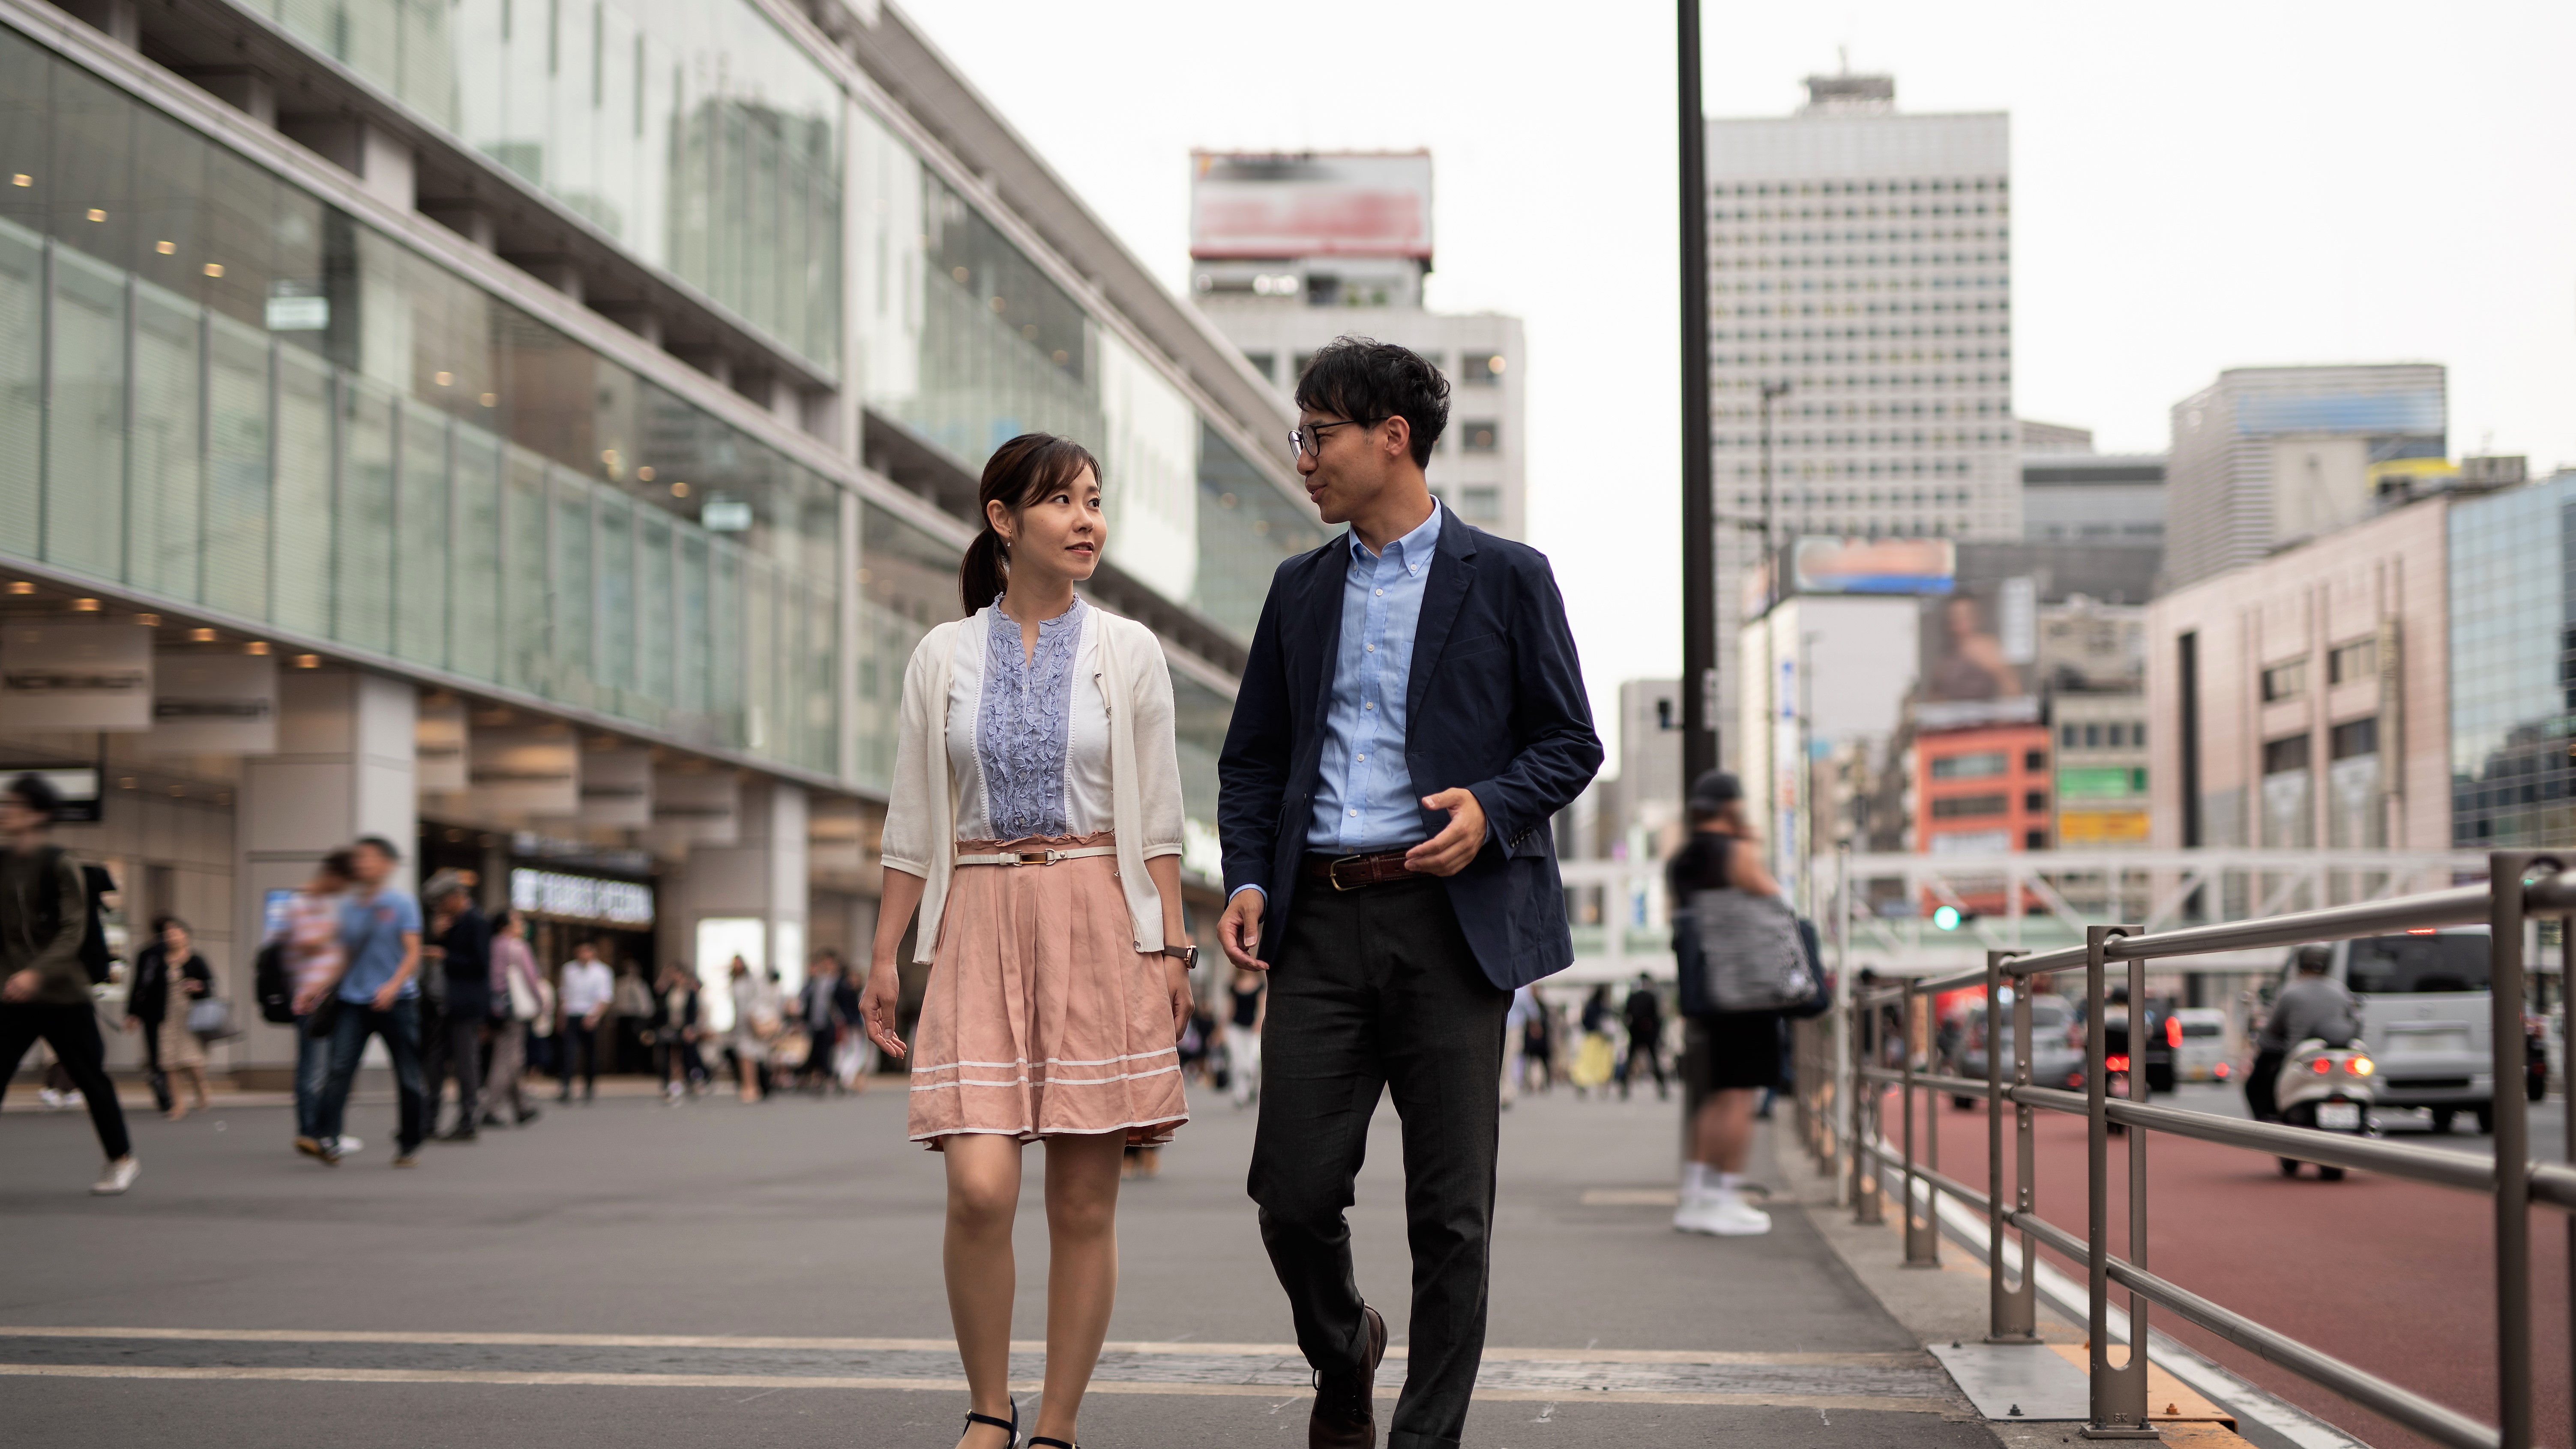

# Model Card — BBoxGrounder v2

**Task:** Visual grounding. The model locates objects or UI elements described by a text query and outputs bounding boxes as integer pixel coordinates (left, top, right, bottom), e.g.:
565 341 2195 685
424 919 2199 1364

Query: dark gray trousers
1248 872 1511 1449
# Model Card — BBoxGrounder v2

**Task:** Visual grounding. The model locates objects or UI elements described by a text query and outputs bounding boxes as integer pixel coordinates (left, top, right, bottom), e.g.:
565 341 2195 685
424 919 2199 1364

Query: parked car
2272 928 2493 1135
1952 994 2083 1108
2172 1007 2232 1083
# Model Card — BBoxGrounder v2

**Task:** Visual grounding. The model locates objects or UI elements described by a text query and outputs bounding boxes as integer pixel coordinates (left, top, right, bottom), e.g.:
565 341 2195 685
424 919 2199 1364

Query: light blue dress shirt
1306 503 1444 852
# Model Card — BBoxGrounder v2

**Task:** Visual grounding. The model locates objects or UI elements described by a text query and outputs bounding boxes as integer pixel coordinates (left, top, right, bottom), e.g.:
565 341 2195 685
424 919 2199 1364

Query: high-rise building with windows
1187 152 1527 539
1704 73 2015 763
0 0 1309 1081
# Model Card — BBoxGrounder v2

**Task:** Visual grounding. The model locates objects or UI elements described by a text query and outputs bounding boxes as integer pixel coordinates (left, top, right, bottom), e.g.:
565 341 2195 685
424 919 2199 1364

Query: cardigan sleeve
1128 624 1188 860
878 629 944 878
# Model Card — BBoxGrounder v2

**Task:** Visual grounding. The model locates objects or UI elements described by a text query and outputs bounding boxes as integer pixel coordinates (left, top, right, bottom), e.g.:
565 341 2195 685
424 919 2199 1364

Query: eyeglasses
1287 417 1384 460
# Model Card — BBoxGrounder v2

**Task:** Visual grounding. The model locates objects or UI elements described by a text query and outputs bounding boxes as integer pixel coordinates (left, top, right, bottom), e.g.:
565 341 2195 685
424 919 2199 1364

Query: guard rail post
2491 852 2552 1449
1903 977 1939 1265
2561 915 2573 1449
1988 948 2037 1343
1852 986 1883 1224
2084 922 2155 1439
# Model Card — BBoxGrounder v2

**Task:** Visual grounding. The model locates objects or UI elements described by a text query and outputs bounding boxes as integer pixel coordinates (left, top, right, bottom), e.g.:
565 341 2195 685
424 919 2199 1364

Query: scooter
2274 1037 2374 1180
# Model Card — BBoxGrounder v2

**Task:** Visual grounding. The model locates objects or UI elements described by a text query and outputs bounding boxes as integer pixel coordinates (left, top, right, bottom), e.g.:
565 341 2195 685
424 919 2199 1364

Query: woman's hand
1161 956 1193 1042
858 961 907 1060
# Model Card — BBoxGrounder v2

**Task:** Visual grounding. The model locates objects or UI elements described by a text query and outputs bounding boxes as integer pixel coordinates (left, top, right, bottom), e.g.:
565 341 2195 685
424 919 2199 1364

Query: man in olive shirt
0 773 138 1194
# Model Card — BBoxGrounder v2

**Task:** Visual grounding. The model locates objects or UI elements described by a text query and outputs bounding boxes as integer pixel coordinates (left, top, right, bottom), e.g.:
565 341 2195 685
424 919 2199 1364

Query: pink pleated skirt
908 832 1189 1150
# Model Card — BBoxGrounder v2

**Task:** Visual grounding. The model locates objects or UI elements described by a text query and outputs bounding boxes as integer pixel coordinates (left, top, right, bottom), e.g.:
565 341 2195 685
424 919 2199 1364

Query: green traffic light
1932 905 1962 931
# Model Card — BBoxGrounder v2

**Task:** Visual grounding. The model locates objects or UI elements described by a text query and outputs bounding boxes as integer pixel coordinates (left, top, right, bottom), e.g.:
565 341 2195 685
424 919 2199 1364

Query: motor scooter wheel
2277 1158 2300 1178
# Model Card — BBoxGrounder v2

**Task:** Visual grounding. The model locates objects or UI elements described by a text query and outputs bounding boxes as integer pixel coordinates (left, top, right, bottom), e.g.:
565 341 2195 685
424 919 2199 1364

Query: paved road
1886 1081 2570 1449
2 1076 1999 1448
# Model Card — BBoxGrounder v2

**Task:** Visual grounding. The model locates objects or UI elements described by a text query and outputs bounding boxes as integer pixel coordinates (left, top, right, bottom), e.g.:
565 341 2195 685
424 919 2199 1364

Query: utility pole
1677 0 1717 784
1758 379 1790 611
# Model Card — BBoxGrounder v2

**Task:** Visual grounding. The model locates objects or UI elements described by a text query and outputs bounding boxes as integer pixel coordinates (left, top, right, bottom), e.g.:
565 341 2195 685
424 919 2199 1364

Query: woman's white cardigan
878 604 1187 965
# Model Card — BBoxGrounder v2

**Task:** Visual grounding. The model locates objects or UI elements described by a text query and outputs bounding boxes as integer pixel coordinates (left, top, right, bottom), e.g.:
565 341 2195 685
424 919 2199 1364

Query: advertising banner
0 624 153 730
143 653 278 755
1189 151 1432 260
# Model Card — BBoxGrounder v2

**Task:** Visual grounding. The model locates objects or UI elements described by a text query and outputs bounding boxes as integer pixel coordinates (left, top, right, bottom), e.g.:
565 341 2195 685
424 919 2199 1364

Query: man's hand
3 968 39 1003
1219 888 1268 971
371 981 400 1012
292 985 323 1017
1405 788 1489 877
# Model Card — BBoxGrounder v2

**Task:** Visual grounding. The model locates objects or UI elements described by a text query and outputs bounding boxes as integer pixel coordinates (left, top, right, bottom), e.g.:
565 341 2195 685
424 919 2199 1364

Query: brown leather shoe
1309 1302 1386 1449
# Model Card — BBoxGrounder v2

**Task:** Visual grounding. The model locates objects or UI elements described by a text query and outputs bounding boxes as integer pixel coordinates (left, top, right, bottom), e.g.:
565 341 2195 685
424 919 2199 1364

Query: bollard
2083 923 2155 1439
1987 949 2037 1343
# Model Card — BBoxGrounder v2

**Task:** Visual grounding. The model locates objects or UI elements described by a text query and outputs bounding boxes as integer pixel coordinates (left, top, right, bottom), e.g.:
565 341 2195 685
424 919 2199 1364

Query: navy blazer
1217 503 1604 991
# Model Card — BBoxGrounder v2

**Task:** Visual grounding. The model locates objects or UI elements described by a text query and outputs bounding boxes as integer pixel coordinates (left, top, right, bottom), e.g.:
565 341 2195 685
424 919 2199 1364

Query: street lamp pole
1677 0 1718 784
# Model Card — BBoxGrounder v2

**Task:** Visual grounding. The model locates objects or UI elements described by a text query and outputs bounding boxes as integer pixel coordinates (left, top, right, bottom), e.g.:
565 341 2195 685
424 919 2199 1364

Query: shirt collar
1349 500 1444 568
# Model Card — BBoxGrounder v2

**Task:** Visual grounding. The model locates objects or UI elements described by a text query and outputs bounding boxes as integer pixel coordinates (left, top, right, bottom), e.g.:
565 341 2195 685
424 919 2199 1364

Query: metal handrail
1796 851 2573 1448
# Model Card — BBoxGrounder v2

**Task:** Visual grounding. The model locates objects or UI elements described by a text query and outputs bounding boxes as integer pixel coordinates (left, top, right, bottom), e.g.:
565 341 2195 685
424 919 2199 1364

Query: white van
2274 928 2494 1134
2172 1008 2231 1083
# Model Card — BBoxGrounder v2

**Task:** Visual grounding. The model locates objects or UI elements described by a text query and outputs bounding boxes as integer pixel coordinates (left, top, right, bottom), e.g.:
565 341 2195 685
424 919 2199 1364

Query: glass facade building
2449 470 2576 846
0 0 1315 893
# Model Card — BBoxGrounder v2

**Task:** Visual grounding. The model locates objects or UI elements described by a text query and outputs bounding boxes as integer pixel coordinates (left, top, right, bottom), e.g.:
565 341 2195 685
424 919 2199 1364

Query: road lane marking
0 1362 1955 1411
0 1326 1923 1368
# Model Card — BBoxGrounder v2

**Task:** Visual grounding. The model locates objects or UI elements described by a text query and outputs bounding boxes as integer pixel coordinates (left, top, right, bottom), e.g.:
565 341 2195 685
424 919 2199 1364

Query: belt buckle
1014 850 1054 867
1328 853 1369 892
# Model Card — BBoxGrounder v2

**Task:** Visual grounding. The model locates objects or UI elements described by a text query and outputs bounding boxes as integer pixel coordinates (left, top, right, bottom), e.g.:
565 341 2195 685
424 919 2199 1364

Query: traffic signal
1932 905 1963 931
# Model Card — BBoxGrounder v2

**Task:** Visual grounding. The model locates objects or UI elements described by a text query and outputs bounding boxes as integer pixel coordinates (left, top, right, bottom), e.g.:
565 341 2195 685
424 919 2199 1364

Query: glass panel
501 448 549 694
1171 670 1234 881
709 538 742 745
744 552 776 753
45 244 126 579
395 404 451 666
853 502 962 792
447 422 503 682
1192 422 1325 641
271 345 335 635
400 0 458 128
550 468 595 707
131 281 204 601
50 60 134 272
204 313 272 619
0 29 48 242
0 218 43 558
676 529 709 720
596 488 634 696
635 510 673 709
131 109 209 304
337 376 399 652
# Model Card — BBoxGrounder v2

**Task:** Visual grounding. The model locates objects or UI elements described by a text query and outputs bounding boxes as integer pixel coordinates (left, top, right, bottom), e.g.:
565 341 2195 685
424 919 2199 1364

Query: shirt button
1357 754 1367 762
1348 808 1359 816
1375 589 1384 596
1366 643 1375 653
1363 701 1374 710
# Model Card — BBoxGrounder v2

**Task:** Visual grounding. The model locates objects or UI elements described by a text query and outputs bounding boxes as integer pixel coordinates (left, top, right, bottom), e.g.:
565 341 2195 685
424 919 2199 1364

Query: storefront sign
416 698 468 793
510 867 654 927
143 653 277 754
2057 808 2151 845
0 624 153 730
470 727 580 816
577 748 653 827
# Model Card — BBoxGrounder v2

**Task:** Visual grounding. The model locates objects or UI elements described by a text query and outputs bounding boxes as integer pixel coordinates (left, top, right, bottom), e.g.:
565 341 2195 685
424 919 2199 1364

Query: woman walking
858 433 1193 1449
725 956 779 1104
126 917 213 1120
482 909 544 1129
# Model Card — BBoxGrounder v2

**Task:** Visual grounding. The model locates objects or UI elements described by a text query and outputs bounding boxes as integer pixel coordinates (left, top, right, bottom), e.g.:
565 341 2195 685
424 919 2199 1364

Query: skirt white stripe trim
911 1047 1177 1072
909 1063 1183 1092
908 1111 1192 1145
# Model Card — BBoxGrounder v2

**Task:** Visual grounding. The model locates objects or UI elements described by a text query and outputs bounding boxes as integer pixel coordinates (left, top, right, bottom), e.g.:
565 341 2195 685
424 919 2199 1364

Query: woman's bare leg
1030 1131 1126 1446
944 1135 1024 1447
185 1065 211 1110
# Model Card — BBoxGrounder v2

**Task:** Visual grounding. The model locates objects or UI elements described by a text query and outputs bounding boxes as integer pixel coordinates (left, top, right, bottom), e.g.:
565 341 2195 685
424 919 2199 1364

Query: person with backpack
0 772 139 1194
300 835 428 1168
1667 770 1780 1237
279 851 355 1159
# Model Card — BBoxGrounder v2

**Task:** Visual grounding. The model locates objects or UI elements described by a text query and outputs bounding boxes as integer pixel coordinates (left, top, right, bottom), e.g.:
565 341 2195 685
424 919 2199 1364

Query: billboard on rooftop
1189 151 1433 261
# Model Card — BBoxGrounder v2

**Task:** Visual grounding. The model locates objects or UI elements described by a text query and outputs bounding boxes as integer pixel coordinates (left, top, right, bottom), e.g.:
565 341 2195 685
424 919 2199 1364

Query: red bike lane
1878 1088 2570 1449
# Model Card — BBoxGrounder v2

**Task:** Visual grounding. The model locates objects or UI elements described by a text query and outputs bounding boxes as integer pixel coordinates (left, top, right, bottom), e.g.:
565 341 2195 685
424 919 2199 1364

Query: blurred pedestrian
126 916 214 1120
611 961 656 1073
555 940 612 1104
1571 984 1616 1097
653 962 705 1101
797 951 849 1093
482 908 544 1128
1221 966 1266 1108
1619 973 1668 1102
1500 985 1536 1104
726 955 779 1104
303 835 428 1169
1669 771 1778 1236
0 772 139 1194
284 851 355 1159
1519 991 1555 1093
421 872 491 1141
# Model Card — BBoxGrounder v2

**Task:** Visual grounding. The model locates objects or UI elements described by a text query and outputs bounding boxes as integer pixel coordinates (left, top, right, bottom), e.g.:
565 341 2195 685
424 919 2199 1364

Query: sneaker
294 1136 326 1159
514 1106 541 1126
37 1087 61 1109
91 1156 141 1195
63 1090 84 1108
392 1153 420 1168
1674 1187 1773 1237
335 1135 364 1154
437 1127 479 1143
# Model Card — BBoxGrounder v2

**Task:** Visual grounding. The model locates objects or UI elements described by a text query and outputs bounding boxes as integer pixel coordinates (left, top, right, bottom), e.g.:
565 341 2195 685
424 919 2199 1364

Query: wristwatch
1159 943 1200 970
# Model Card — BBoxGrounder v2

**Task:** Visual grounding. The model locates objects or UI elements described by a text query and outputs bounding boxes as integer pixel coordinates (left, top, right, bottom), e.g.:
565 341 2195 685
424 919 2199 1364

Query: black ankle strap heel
962 1396 1018 1446
1028 1437 1077 1448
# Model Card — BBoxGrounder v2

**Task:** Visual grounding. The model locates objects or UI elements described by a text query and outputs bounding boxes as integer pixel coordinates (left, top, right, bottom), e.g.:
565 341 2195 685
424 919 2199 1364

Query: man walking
302 836 428 1167
1218 338 1601 1449
0 773 139 1194
1619 973 1668 1102
421 871 491 1141
556 940 612 1103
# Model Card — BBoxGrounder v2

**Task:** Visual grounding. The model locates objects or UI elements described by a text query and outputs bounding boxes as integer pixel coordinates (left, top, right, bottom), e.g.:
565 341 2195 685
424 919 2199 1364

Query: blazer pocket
1441 632 1505 663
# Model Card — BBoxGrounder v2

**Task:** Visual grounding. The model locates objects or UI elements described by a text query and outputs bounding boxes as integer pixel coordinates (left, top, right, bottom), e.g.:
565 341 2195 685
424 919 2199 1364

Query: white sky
902 0 2576 762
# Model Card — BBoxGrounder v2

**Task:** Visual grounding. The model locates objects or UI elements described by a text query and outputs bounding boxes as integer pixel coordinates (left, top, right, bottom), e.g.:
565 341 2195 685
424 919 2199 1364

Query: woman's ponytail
957 528 1008 616
955 432 1104 616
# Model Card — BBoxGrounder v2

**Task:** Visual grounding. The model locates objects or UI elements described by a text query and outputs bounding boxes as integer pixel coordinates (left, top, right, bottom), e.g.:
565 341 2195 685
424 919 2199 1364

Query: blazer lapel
1300 535 1354 735
1404 506 1478 722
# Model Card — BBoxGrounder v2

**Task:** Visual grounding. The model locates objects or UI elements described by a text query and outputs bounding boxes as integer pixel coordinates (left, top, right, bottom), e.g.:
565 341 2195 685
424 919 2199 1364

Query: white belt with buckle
954 846 1119 867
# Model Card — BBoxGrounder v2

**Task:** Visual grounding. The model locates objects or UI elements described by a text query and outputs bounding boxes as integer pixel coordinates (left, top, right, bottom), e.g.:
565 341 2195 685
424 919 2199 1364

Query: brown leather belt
1300 849 1428 892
